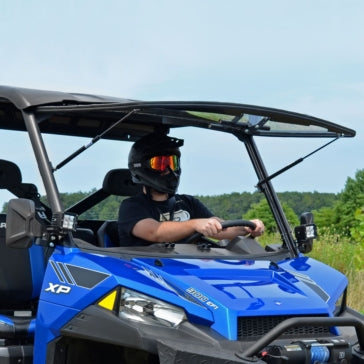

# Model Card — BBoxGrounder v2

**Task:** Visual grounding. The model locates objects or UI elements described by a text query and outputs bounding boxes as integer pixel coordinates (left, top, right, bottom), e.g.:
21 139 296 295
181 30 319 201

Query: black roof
0 85 356 140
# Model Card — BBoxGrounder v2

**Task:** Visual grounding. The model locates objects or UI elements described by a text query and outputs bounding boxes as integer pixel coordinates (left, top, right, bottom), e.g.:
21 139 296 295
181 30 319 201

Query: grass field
260 230 364 313
308 228 364 313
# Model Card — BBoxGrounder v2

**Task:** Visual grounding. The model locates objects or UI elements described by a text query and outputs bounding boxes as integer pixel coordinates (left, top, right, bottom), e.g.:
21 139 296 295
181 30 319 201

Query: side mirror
5 198 46 248
294 212 317 253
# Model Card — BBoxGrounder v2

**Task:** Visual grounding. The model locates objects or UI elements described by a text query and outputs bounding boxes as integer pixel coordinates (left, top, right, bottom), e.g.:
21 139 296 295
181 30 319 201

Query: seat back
97 220 119 247
97 169 141 247
102 168 142 196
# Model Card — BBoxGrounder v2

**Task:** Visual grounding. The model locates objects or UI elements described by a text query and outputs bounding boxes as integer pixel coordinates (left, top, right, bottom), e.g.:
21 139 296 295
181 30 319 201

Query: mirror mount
5 199 78 248
294 212 317 253
6 198 48 248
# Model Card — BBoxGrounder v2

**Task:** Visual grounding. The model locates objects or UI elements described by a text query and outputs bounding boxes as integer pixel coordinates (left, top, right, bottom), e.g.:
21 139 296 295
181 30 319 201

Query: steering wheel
184 219 256 245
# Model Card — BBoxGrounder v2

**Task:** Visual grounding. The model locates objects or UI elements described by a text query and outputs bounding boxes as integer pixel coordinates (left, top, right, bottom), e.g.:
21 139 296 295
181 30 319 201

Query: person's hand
193 218 223 237
246 219 265 237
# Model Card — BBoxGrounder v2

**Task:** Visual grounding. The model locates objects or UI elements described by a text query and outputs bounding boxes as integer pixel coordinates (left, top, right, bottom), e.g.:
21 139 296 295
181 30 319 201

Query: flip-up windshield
27 102 355 140
184 107 355 138
0 86 355 139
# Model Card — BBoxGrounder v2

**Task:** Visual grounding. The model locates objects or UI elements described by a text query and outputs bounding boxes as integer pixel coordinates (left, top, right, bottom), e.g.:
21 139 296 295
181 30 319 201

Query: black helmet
128 132 184 194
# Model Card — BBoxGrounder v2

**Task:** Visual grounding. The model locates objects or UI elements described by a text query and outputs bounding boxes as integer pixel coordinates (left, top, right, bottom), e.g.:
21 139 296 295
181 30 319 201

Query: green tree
333 169 364 235
244 199 299 233
198 192 264 220
278 191 338 217
350 208 364 243
313 206 336 228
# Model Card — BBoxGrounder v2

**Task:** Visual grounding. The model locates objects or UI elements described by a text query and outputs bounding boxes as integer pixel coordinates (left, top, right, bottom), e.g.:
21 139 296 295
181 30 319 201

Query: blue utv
0 85 363 364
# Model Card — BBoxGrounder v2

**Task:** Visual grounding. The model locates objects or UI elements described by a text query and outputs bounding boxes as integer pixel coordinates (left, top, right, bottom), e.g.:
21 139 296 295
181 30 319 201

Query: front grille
237 315 331 340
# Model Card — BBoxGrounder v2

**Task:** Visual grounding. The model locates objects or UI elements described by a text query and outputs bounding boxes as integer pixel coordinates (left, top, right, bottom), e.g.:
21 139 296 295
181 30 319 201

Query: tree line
2 169 363 241
197 191 337 220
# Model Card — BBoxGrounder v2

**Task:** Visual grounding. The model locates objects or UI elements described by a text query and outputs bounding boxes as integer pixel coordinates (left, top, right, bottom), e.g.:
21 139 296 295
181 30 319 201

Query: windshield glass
43 128 255 215
0 123 354 210
186 110 345 137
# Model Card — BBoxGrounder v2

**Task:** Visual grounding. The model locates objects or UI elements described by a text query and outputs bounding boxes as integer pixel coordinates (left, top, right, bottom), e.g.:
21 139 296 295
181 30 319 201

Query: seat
97 220 119 247
96 169 141 247
73 227 97 245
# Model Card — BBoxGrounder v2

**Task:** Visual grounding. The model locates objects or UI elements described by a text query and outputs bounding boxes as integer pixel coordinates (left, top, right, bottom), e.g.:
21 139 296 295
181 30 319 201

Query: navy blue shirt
118 193 213 246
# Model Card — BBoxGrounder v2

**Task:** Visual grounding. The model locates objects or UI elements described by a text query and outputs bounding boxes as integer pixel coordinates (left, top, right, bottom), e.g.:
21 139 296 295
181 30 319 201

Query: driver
117 132 265 246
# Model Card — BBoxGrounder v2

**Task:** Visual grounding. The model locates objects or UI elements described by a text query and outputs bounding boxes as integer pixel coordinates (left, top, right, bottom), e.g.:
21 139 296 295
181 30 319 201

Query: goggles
149 155 179 172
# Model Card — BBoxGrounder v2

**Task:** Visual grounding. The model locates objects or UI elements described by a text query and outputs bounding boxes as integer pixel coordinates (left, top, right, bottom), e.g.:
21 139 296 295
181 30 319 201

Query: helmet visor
149 155 179 172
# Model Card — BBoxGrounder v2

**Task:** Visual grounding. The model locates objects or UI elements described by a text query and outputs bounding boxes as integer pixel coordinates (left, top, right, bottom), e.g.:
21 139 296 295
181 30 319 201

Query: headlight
119 287 186 328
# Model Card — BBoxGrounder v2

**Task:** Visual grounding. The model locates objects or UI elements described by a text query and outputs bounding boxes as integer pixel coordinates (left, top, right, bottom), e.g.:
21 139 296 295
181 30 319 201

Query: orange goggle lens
149 155 179 171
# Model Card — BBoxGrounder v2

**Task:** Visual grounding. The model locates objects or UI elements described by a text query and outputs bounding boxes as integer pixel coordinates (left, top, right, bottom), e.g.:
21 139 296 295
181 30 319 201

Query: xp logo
45 282 71 294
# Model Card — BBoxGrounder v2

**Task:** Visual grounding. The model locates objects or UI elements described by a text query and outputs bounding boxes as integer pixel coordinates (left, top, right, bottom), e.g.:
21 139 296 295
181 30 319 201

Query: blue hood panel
41 248 349 341
132 256 348 318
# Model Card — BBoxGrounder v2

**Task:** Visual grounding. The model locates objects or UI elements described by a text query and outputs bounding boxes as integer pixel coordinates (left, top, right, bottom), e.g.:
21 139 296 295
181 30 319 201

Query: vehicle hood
132 256 347 318
45 248 349 340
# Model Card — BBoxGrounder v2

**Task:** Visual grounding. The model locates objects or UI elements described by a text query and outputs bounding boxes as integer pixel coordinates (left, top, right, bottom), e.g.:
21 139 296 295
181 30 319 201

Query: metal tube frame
22 110 63 214
237 132 299 258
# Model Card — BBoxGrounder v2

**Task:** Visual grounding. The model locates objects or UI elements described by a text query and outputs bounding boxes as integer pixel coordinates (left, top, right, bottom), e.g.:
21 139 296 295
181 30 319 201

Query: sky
1 0 363 205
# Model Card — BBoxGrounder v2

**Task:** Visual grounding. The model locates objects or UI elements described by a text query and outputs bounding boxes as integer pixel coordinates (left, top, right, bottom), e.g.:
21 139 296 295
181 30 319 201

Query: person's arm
132 217 264 243
183 195 265 239
131 217 224 243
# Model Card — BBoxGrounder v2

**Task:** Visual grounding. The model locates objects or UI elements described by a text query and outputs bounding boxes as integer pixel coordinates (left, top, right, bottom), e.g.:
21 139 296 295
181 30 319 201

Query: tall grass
308 227 364 313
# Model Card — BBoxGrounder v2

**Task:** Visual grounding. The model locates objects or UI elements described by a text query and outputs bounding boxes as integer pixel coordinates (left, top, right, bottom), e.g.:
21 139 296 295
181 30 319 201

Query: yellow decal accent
98 290 117 311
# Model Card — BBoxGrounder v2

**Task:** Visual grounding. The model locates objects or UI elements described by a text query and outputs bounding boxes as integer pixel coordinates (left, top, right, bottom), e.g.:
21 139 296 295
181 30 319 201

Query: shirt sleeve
118 195 154 236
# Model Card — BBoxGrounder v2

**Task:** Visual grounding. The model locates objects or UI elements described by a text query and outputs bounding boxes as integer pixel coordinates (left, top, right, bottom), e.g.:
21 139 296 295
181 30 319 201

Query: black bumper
57 305 364 364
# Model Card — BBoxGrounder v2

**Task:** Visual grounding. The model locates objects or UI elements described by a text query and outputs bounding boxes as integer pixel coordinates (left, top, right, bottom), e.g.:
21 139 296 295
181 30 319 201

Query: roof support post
239 133 299 258
22 110 63 214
